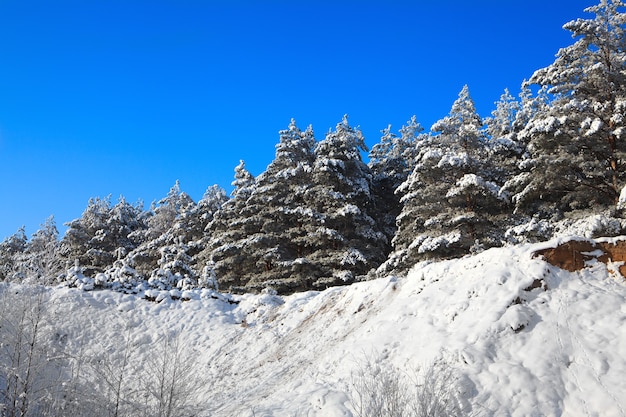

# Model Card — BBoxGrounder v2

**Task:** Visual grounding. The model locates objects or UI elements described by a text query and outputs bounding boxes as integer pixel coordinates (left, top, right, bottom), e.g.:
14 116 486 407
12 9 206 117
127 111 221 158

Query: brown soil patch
534 238 626 276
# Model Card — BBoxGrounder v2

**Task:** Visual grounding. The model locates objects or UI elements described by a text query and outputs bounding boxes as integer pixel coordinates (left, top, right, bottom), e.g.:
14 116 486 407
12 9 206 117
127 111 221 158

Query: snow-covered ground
19 238 626 416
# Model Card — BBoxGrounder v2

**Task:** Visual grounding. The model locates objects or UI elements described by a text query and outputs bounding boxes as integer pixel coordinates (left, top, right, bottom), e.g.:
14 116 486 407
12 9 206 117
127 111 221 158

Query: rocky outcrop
534 238 626 276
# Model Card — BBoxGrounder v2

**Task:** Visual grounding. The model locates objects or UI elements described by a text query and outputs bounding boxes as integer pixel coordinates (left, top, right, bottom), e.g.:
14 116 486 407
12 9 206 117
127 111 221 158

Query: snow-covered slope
42 239 626 416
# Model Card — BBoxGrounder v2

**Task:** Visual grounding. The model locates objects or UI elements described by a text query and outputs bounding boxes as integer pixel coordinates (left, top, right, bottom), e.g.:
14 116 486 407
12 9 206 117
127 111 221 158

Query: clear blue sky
0 0 594 241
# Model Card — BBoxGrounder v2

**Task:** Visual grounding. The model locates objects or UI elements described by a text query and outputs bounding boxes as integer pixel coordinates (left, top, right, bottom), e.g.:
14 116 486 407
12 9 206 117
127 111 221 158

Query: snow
446 173 502 199
583 117 603 136
619 185 626 209
437 152 469 168
337 204 361 217
553 214 626 239
413 231 462 254
340 248 367 266
4 239 626 416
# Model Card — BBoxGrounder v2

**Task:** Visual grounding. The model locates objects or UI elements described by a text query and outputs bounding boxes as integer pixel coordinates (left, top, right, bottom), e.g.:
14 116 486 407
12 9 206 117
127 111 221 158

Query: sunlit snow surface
42 239 626 416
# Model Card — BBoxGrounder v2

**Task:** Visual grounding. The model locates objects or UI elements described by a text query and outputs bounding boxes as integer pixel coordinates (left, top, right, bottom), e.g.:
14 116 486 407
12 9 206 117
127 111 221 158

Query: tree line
2 0 626 295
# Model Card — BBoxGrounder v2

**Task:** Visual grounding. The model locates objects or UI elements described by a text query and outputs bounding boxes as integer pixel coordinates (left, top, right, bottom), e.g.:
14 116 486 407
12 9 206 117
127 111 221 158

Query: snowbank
9 239 626 416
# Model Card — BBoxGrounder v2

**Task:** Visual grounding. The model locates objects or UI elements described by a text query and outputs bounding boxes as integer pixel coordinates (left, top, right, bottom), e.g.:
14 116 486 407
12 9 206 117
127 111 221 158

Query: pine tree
202 122 320 293
390 86 505 270
60 196 111 276
194 185 230 242
231 160 256 199
142 184 228 292
198 261 219 290
60 196 145 277
301 115 387 287
495 85 550 218
108 197 146 256
241 120 318 292
148 237 197 291
146 180 195 241
15 216 62 284
104 257 142 291
203 162 257 292
186 184 229 265
123 181 204 285
517 0 626 214
369 116 426 243
206 117 387 292
0 227 27 281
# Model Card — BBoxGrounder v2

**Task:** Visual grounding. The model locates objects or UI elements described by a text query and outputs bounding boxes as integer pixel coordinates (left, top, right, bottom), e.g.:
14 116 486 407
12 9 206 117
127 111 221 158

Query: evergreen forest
2 0 626 296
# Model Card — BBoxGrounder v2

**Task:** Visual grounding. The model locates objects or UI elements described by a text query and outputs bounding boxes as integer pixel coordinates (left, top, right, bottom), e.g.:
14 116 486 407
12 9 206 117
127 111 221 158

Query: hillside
4 237 625 416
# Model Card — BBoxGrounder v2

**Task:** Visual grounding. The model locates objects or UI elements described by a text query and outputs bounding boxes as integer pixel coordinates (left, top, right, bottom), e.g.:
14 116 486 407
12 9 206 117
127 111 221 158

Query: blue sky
0 0 594 240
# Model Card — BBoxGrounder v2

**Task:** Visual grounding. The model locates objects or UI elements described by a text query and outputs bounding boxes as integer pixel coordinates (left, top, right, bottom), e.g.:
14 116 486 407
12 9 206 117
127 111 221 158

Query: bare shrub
0 285 68 417
85 326 205 417
348 355 467 417
349 358 408 417
407 359 465 417
139 333 203 417
88 325 139 417
0 284 208 417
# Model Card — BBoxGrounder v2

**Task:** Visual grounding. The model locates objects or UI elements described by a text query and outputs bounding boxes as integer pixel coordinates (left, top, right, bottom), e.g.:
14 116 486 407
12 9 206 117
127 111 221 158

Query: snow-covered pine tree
369 116 426 244
194 185 230 242
490 85 561 242
187 184 229 260
14 216 62 284
148 237 197 292
104 256 142 291
486 89 519 142
59 196 146 277
107 197 147 255
200 122 319 294
301 115 387 287
240 120 318 293
482 88 550 243
188 185 230 268
59 197 106 275
198 261 219 290
485 88 528 184
146 184 229 292
202 161 257 292
232 159 256 200
516 0 626 215
369 116 424 184
390 86 505 270
165 184 227 264
497 85 550 208
145 180 195 241
0 227 27 281
122 181 206 287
